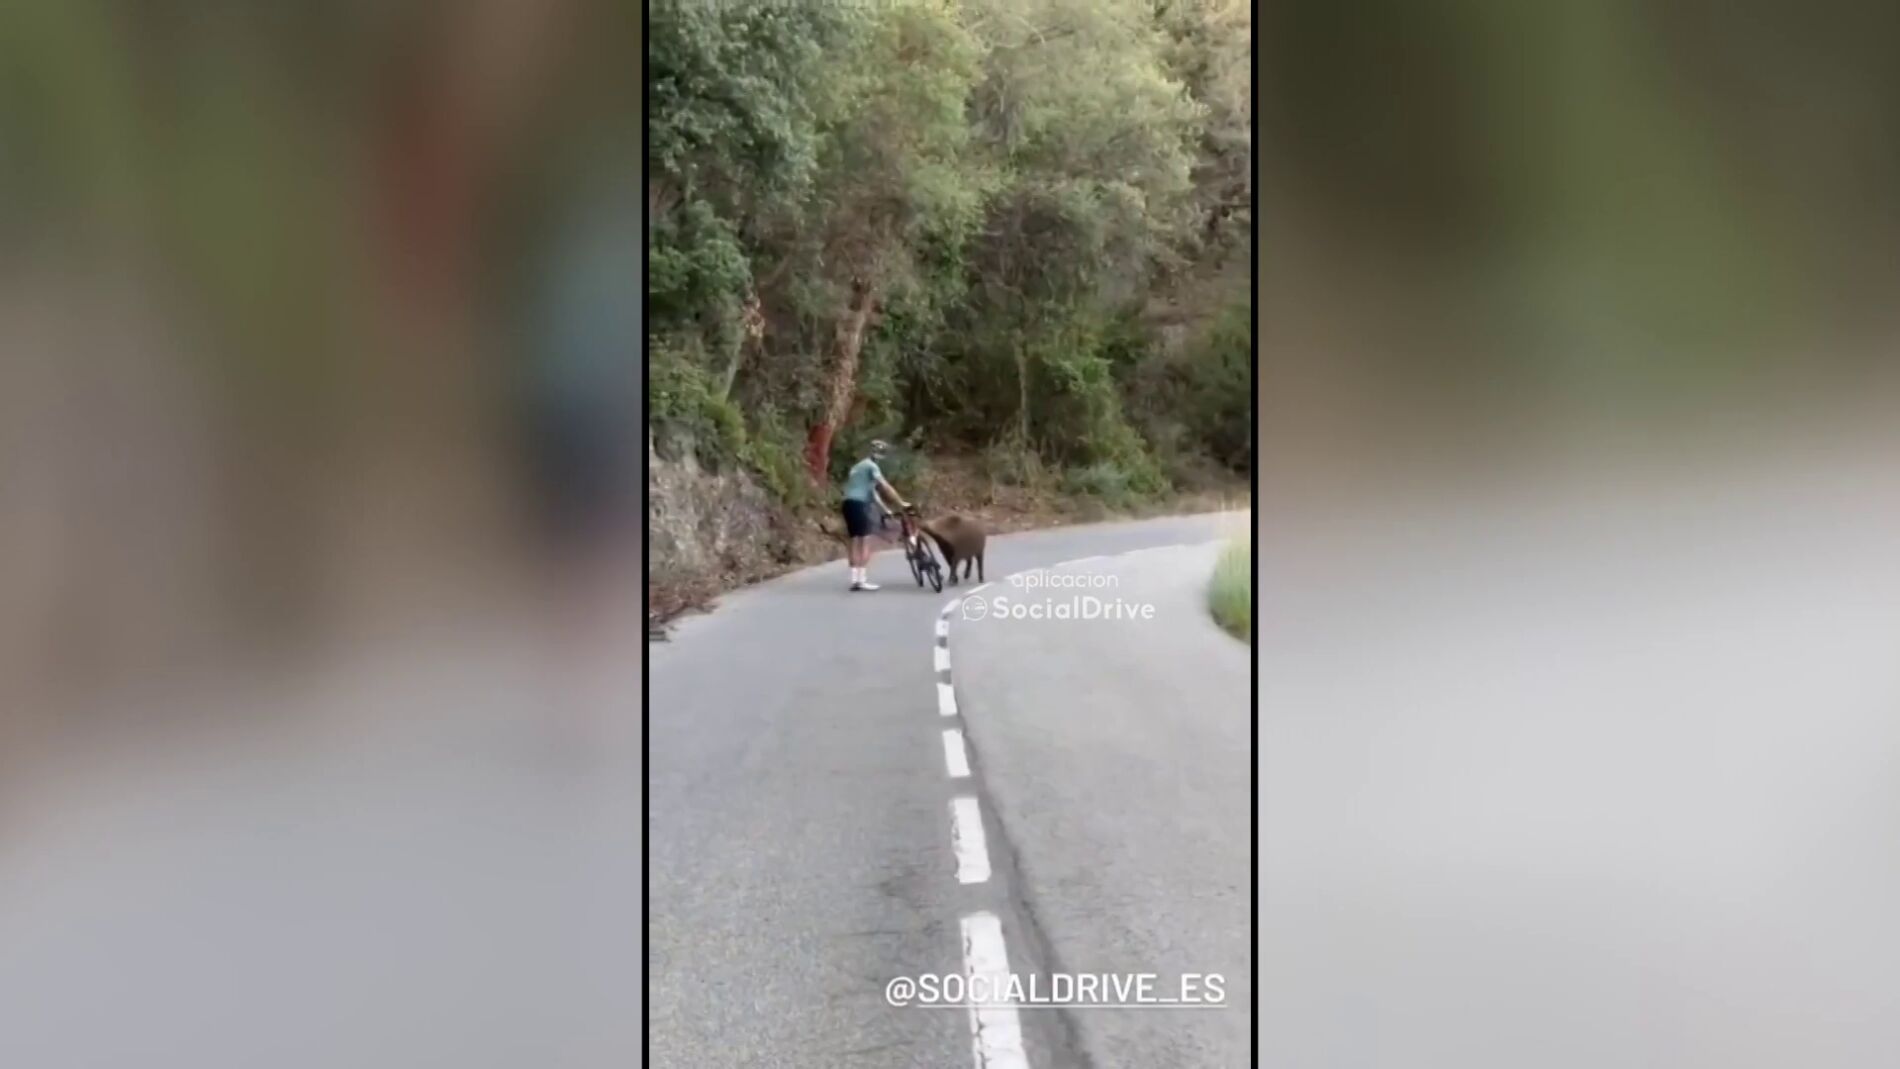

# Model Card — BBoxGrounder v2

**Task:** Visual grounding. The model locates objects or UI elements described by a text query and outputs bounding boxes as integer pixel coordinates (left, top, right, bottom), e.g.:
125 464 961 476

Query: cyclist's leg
842 499 870 579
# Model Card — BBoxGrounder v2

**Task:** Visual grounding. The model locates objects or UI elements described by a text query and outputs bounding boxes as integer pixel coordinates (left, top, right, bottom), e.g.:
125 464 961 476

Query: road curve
648 511 1248 1069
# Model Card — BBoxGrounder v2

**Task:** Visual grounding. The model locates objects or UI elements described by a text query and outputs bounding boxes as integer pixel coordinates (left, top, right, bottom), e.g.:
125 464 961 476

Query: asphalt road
648 511 1252 1069
951 542 1252 1067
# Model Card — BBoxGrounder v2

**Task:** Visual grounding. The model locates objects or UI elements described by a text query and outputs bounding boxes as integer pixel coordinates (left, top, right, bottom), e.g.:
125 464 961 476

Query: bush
874 445 928 490
651 361 820 510
983 441 1048 489
1207 538 1250 642
1026 316 1173 497
651 344 743 454
1176 301 1251 471
1063 460 1150 510
740 405 813 507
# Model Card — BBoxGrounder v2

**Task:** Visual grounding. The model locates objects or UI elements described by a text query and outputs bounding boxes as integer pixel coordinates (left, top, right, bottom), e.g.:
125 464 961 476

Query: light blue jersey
842 457 883 503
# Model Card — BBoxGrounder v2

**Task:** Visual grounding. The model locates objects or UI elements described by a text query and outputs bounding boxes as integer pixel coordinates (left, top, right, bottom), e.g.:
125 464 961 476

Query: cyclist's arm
874 476 907 512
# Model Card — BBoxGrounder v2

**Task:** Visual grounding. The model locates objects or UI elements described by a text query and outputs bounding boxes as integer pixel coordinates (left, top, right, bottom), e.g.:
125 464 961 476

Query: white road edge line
937 682 957 718
961 912 1029 1069
950 797 991 884
934 646 951 673
936 618 950 640
968 582 990 595
942 729 971 778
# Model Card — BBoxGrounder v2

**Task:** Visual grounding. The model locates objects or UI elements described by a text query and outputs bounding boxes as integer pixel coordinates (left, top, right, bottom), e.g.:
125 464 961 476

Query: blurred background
1262 0 1900 484
0 0 643 732
1258 4 1900 1067
1 3 642 1066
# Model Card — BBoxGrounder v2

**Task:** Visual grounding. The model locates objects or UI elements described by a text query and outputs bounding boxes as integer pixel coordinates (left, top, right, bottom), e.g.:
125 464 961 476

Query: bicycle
880 504 944 592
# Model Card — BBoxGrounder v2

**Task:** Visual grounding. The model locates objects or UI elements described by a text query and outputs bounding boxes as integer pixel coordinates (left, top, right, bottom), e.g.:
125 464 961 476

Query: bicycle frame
891 509 943 590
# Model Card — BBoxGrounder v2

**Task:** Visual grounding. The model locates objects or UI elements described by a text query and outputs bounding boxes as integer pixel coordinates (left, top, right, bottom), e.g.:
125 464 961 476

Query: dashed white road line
934 544 1213 1069
942 728 971 778
961 912 1029 1068
949 796 991 884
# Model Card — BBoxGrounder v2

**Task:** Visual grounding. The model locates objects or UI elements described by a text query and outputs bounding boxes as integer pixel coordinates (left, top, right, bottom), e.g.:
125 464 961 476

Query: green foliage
738 404 813 507
1022 314 1170 496
649 342 747 462
653 344 819 507
875 445 930 492
648 197 749 332
1063 460 1146 509
647 0 857 200
982 441 1049 489
649 0 1255 512
1176 299 1252 471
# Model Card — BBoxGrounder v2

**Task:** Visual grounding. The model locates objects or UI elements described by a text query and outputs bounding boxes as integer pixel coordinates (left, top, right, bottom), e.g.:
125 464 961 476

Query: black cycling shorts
841 498 876 538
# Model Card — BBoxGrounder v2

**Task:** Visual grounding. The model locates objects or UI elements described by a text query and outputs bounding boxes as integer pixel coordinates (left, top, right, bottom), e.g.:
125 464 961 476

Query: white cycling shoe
851 580 881 592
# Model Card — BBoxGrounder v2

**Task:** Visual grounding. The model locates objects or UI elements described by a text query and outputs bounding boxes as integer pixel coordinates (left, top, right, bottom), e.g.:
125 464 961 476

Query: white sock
851 567 863 584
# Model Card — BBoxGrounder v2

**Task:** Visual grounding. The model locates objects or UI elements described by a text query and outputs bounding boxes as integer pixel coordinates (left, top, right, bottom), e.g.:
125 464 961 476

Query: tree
779 0 991 482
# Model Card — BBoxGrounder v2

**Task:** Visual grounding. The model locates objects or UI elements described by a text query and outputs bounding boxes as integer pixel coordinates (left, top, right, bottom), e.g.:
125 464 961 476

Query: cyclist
840 439 909 591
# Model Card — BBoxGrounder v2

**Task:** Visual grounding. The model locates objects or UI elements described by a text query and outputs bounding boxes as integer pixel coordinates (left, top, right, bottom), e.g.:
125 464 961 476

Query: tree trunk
718 343 745 402
804 279 879 485
1016 345 1031 445
718 294 765 401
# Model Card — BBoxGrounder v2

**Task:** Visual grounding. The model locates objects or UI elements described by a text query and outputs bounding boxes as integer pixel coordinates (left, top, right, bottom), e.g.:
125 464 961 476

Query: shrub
650 341 748 465
983 441 1048 489
1063 460 1148 510
874 445 928 490
1176 300 1251 471
1207 538 1250 642
741 404 813 507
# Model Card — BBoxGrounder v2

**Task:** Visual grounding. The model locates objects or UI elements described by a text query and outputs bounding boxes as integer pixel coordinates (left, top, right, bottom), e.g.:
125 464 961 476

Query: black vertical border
639 0 653 1064
1248 0 1261 1062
